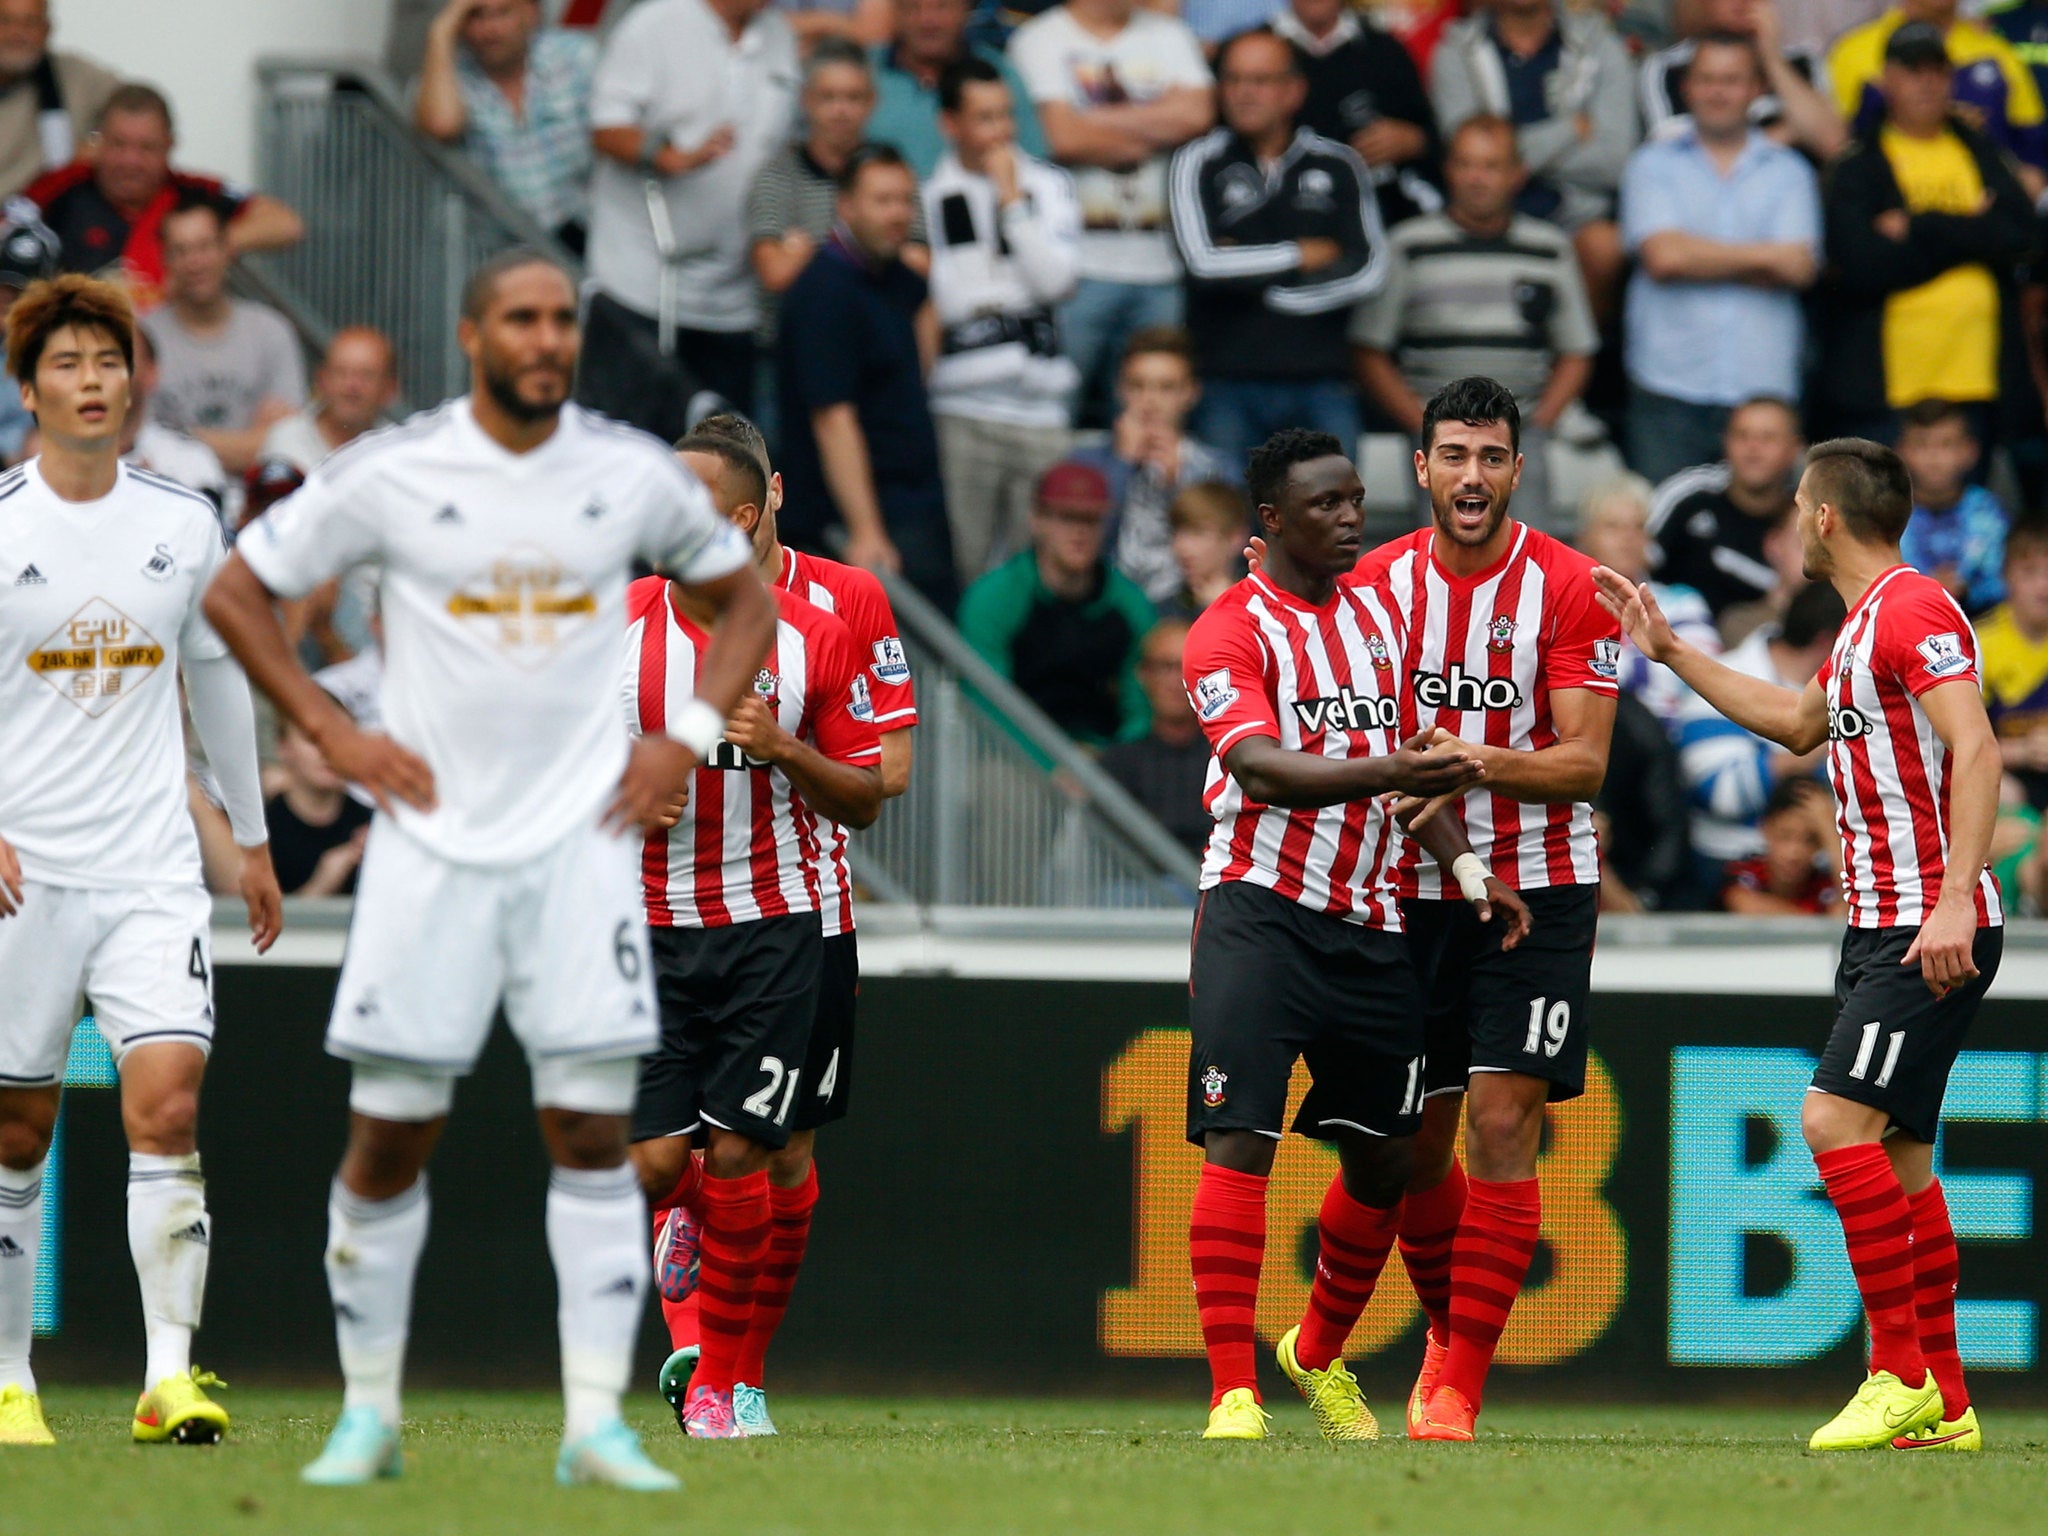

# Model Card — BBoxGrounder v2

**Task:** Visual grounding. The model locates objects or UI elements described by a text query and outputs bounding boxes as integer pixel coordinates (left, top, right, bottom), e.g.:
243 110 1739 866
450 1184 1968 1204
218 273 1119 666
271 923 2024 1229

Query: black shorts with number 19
1186 881 1427 1147
630 915 822 1150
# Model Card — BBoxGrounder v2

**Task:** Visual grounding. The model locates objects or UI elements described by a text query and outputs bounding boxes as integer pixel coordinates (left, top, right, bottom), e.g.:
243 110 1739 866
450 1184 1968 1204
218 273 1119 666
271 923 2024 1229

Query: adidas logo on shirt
13 564 44 585
0 1235 26 1257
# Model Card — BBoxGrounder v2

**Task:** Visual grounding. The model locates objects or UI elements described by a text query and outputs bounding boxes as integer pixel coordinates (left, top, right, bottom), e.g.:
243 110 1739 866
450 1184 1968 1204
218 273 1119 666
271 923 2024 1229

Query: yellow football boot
1892 1406 1982 1452
132 1367 230 1445
1276 1325 1379 1442
1202 1387 1272 1440
0 1384 55 1445
1808 1370 1941 1451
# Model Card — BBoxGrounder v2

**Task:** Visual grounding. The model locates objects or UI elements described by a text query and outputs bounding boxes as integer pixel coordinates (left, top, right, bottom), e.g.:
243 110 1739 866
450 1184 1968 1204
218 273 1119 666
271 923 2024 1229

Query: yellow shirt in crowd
1878 126 2000 406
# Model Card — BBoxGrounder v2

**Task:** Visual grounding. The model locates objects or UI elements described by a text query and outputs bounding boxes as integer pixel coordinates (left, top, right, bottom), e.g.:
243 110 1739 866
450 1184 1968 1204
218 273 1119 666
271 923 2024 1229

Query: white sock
547 1164 647 1442
0 1160 44 1393
127 1152 208 1391
326 1176 429 1430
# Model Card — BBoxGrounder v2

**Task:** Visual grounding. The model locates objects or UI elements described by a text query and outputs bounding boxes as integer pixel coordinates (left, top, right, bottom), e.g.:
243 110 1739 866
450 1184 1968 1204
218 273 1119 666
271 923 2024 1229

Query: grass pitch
13 1390 2048 1536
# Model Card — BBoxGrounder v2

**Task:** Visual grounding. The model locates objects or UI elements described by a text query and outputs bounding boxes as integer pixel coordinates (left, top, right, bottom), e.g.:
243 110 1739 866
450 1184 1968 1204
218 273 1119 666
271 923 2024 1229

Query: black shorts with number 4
1402 884 1597 1103
793 929 857 1131
630 915 822 1150
1811 923 2003 1143
1186 881 1427 1146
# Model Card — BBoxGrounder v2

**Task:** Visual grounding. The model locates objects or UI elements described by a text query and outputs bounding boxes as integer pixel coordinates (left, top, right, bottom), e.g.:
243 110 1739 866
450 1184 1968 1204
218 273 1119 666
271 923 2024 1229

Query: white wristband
1450 852 1490 906
666 696 724 759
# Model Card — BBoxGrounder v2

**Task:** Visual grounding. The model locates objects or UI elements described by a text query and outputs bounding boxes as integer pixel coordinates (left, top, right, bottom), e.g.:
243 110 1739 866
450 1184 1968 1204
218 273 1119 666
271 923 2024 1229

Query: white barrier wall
61 0 390 185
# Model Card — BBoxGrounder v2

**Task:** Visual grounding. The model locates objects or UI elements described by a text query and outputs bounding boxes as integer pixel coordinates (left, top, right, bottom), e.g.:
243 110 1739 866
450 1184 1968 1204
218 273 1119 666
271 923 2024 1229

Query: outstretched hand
1591 566 1679 664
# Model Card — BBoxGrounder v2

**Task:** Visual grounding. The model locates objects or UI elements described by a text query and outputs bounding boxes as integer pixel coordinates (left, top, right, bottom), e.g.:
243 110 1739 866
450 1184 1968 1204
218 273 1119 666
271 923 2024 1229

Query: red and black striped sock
1190 1162 1267 1407
693 1169 770 1396
1815 1144 1925 1386
1397 1158 1467 1345
733 1164 819 1388
1295 1177 1402 1373
1437 1176 1540 1409
1908 1178 1966 1415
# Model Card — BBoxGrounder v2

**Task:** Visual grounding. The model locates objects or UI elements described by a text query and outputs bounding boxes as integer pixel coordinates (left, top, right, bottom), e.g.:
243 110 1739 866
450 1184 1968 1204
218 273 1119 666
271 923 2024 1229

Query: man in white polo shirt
581 0 799 438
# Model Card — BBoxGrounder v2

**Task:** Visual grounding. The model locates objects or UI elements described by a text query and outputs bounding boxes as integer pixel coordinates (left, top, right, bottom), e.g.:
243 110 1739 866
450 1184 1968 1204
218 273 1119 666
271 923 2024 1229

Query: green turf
11 1390 2047 1536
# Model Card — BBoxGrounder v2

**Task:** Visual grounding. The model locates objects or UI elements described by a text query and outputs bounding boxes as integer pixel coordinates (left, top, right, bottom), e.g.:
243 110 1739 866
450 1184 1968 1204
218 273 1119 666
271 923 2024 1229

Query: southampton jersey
775 546 917 936
625 579 881 927
239 399 750 866
1357 522 1620 897
1182 571 1410 928
0 460 231 889
1817 565 2002 930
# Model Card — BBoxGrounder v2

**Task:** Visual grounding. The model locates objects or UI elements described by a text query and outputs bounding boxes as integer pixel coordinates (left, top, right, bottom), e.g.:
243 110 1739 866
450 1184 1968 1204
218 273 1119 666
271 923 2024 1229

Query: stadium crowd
9 0 2048 913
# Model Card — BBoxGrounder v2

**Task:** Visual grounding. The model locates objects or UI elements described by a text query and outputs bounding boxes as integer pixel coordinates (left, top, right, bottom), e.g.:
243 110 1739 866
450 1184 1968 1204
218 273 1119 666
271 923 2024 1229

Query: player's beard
479 355 569 425
1431 482 1510 547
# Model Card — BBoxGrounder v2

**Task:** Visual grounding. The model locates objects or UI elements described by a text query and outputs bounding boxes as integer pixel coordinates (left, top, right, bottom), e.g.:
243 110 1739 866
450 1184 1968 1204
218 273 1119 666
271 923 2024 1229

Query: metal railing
847 573 1202 910
252 56 580 411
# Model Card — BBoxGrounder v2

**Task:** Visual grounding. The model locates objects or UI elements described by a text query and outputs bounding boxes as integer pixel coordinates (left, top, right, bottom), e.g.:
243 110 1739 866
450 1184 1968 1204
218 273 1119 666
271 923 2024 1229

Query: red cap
1036 459 1113 513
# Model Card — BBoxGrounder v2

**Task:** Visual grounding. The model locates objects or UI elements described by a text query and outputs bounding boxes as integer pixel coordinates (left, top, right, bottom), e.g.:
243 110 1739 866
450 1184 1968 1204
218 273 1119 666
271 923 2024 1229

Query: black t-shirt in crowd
264 792 371 895
1100 731 1214 859
1646 464 1790 618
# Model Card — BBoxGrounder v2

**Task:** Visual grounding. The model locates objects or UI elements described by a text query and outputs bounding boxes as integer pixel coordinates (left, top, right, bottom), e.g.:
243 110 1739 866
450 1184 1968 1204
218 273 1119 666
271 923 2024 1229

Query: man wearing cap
1814 21 2036 442
1829 0 2048 190
957 457 1157 747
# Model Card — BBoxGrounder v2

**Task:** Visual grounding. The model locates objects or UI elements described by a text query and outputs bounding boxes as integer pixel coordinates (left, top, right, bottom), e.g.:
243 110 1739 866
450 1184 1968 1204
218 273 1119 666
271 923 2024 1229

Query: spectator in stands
1897 397 2008 612
259 326 400 473
1721 776 1841 913
1072 325 1232 603
0 199 56 462
927 54 1082 582
1595 693 1694 911
1352 114 1597 536
1645 395 1803 621
0 0 118 200
1577 472 1719 730
140 201 307 475
583 0 798 428
1100 616 1211 856
1272 0 1442 230
1639 0 1847 161
779 145 960 608
1829 0 2048 190
1981 519 2048 808
1430 0 1636 323
1162 478 1247 618
1675 578 1844 889
1716 503 1812 644
751 38 910 394
1620 35 1819 484
117 325 230 508
1009 0 1214 425
1992 0 2048 107
869 0 1048 179
26 84 302 307
1170 28 1382 471
412 0 598 255
265 707 373 897
958 457 1155 746
782 0 893 48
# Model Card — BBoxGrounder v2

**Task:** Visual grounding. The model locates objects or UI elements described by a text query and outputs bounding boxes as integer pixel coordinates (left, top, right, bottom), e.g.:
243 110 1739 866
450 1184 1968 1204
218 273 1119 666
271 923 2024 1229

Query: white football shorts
0 882 215 1087
326 815 658 1076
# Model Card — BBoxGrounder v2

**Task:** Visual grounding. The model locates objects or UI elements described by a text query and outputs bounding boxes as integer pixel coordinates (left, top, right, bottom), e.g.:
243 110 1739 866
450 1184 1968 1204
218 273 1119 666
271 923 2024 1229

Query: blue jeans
1195 378 1362 481
1059 278 1184 429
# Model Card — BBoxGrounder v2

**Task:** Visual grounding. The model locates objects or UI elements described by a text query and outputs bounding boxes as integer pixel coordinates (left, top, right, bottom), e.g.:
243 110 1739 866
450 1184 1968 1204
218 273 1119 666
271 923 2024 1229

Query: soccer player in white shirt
0 276 281 1449
201 251 778 1490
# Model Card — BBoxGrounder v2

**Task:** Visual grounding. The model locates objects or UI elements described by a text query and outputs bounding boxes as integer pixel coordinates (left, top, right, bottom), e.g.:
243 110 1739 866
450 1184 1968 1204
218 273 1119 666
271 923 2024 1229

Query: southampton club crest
1487 615 1517 653
1200 1067 1228 1108
1365 630 1392 671
753 667 780 704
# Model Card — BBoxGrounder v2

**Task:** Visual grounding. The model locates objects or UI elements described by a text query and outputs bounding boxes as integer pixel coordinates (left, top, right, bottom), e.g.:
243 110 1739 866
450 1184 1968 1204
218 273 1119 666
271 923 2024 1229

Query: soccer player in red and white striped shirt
1357 378 1621 1442
1180 430 1530 1442
644 414 917 1437
622 434 883 1441
1595 437 2003 1454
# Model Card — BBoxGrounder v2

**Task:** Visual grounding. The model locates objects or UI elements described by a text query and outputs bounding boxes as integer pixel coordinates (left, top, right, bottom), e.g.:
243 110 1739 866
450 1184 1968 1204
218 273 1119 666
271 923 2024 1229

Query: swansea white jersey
240 399 751 866
0 458 231 889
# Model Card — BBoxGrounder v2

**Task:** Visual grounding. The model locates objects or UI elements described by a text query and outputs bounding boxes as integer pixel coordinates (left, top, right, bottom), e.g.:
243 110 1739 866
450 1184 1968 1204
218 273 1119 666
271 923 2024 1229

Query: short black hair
938 54 1005 113
689 411 772 482
1421 376 1520 455
837 142 910 194
2005 517 2048 568
1898 397 1974 438
805 35 871 85
674 432 769 510
1760 776 1819 823
1729 394 1802 435
459 246 573 322
1781 579 1848 650
1803 437 1913 544
1247 428 1346 510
